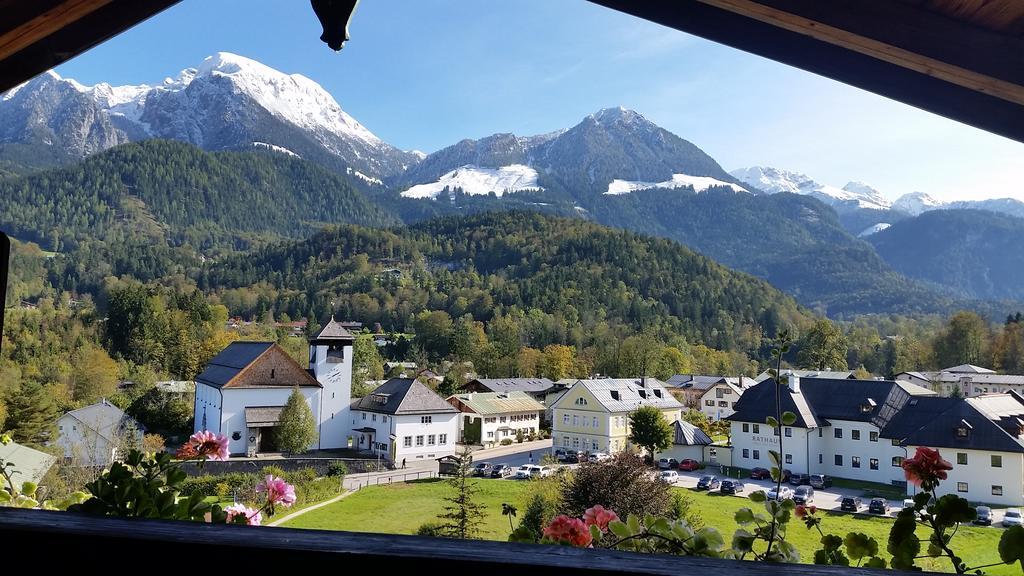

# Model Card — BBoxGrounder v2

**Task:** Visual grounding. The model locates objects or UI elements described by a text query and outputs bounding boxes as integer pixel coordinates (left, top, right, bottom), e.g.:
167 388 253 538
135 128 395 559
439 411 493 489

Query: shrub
500 439 513 446
558 453 671 520
516 430 525 443
215 482 231 501
327 462 348 477
416 522 445 537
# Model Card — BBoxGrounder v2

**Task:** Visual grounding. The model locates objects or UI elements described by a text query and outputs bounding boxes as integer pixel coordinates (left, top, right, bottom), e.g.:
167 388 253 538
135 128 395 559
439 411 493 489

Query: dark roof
462 378 556 394
312 318 355 341
727 379 820 428
893 394 1024 453
801 378 916 423
195 342 320 389
673 420 713 446
244 406 284 427
666 375 729 391
352 379 457 415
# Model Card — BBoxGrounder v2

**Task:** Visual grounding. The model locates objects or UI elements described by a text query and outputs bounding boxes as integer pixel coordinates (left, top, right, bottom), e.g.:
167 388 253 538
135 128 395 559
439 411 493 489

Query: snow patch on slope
604 173 748 195
730 167 891 210
401 164 541 199
346 167 383 185
857 223 891 237
253 141 300 157
893 192 945 215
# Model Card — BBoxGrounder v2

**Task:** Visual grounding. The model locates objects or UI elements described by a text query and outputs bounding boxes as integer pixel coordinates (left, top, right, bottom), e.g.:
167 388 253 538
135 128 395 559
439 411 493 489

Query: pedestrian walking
402 458 406 469
529 451 533 464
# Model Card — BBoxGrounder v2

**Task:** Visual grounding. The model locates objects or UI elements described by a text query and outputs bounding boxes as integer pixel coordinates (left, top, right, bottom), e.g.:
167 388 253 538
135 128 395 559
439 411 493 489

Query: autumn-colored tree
541 344 576 380
516 347 543 377
797 319 848 371
73 345 121 403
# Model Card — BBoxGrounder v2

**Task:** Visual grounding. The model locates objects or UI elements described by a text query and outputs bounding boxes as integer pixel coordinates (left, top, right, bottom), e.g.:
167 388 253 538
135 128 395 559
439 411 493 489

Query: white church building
193 318 354 456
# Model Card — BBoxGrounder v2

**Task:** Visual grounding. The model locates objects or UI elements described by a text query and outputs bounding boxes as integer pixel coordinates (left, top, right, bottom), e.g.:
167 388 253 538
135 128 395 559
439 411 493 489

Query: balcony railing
0 508 935 575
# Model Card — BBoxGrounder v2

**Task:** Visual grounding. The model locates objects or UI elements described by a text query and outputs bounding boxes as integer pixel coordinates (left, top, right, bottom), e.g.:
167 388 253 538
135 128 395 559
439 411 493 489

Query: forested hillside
0 140 399 254
201 211 814 353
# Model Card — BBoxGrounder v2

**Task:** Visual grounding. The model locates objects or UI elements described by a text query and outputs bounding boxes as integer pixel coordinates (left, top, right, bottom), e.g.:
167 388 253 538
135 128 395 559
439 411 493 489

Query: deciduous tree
628 405 674 457
275 387 317 454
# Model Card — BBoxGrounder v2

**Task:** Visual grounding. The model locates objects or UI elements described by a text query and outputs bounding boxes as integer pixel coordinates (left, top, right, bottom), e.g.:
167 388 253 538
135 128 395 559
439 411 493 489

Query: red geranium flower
583 505 619 532
902 446 953 491
543 515 593 547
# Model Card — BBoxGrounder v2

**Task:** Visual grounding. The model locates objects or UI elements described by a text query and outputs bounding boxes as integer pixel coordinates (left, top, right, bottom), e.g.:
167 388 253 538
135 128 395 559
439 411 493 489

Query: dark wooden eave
588 0 1024 144
0 0 182 92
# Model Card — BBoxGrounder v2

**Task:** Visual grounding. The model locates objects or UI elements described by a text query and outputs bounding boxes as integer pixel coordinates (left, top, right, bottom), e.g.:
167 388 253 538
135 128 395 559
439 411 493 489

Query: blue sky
55 0 1024 202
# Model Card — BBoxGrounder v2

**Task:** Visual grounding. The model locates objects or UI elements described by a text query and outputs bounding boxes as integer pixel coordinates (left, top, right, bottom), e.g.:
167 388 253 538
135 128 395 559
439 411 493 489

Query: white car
589 452 611 463
530 465 553 478
514 465 533 479
767 486 794 500
660 470 679 483
1004 509 1023 527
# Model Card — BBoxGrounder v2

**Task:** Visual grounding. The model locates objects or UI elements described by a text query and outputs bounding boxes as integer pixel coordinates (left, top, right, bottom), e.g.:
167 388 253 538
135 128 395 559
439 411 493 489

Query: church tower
309 317 355 449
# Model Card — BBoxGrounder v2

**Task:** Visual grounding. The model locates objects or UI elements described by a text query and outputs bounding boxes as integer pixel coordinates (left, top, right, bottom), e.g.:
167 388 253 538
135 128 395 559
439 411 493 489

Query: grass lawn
282 478 531 539
280 479 1012 574
682 489 1012 575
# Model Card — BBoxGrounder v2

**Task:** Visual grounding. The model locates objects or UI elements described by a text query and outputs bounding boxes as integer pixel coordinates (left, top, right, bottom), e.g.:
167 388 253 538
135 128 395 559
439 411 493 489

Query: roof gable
727 379 819 428
312 318 355 341
448 391 545 415
353 379 457 415
197 342 321 389
673 420 713 446
61 400 140 442
569 378 683 412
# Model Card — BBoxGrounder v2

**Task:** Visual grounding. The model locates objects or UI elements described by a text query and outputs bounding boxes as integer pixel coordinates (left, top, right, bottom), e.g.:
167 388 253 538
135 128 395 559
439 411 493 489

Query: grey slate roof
570 378 683 412
0 440 56 484
727 379 820 428
943 364 996 374
673 420 713 446
463 378 556 394
665 374 729 390
448 391 545 415
893 394 1024 453
245 406 285 426
353 378 458 415
754 369 855 383
195 342 320 389
313 318 355 341
61 399 142 443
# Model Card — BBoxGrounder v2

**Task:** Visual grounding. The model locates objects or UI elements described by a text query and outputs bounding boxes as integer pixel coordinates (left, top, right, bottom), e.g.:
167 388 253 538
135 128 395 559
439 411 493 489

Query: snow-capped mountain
401 164 541 199
400 107 745 201
892 192 944 216
857 222 891 237
729 166 891 211
0 52 419 179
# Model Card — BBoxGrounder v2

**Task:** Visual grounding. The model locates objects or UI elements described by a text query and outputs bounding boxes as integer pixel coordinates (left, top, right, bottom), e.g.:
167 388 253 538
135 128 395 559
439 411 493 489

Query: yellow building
550 378 683 454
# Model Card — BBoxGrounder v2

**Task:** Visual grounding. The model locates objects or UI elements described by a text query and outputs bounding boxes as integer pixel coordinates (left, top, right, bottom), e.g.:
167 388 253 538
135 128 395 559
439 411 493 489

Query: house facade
193 318 354 456
896 364 1024 398
655 420 714 463
729 376 1024 506
351 378 458 464
698 378 747 421
55 399 143 466
447 391 544 446
550 378 682 455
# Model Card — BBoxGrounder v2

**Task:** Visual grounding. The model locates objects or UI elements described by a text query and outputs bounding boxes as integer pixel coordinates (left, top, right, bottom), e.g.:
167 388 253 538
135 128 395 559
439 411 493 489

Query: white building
56 399 144 466
897 364 1024 397
350 378 458 464
698 378 748 421
193 318 354 456
446 391 545 447
729 376 1024 506
550 378 683 455
655 420 714 463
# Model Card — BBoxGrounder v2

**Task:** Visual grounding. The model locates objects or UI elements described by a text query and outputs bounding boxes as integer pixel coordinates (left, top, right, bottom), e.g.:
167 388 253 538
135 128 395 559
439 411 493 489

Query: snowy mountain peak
893 191 945 216
731 167 891 210
591 106 646 125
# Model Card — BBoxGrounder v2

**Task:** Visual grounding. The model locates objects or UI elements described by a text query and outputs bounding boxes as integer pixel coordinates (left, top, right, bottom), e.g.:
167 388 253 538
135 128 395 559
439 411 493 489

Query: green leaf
864 556 887 569
19 481 38 497
932 494 975 526
781 411 797 426
766 416 779 428
734 508 755 524
732 528 755 553
820 534 843 552
627 514 642 536
589 524 602 543
748 490 767 503
843 532 879 560
608 520 631 539
697 527 725 550
998 525 1024 566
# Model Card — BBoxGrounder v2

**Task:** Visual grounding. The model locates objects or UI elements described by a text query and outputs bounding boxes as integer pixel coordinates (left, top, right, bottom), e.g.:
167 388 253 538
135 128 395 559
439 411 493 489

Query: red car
678 459 700 471
749 467 771 480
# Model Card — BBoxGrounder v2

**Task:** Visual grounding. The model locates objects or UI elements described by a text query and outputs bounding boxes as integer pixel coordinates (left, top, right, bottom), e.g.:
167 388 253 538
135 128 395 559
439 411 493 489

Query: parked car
868 498 890 514
678 459 701 471
658 457 679 469
789 473 811 486
696 475 721 490
660 470 680 482
563 451 581 464
530 465 553 478
767 486 794 500
471 462 493 477
749 467 771 480
792 486 815 504
902 499 916 510
840 497 863 512
809 474 833 489
589 452 611 463
721 480 745 495
490 464 513 478
1004 509 1023 527
553 449 567 461
514 465 533 479
780 469 792 482
974 506 993 526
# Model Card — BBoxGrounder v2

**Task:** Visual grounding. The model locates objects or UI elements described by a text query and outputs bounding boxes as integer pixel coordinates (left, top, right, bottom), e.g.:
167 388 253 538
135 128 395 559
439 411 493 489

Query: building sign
750 435 780 446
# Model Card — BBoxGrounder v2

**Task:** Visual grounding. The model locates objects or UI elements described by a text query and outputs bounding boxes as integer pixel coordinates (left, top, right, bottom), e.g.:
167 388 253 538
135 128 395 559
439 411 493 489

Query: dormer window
859 398 876 413
372 394 389 404
610 391 619 401
653 389 662 398
638 390 647 399
955 419 973 438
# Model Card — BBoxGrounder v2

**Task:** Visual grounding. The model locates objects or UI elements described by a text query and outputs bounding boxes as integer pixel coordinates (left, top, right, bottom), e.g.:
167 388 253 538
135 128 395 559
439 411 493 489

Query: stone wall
180 457 386 477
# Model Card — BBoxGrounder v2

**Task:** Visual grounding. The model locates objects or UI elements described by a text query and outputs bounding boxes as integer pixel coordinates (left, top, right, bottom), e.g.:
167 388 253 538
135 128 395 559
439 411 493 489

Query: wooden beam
587 0 1024 144
0 0 181 93
0 0 113 62
698 0 1024 106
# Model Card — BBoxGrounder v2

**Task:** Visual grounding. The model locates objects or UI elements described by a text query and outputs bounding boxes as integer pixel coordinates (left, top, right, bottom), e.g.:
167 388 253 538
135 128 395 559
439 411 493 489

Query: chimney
787 372 800 393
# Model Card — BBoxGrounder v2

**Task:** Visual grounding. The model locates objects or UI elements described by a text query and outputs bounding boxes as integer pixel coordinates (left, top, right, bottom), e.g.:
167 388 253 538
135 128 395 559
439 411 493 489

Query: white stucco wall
310 342 353 449
194 382 222 434
477 410 541 445
700 384 741 421
55 414 115 466
910 447 1024 506
220 387 322 455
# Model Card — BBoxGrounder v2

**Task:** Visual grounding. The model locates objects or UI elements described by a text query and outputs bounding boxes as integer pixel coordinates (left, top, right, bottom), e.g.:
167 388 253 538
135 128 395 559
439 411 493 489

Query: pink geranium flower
795 504 817 518
902 446 953 491
257 475 297 508
177 431 230 461
583 505 619 532
543 515 593 547
224 503 263 526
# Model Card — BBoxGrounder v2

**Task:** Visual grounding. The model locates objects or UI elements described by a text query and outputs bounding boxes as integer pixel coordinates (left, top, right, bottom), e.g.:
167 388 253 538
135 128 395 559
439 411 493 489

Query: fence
180 457 386 477
346 469 438 491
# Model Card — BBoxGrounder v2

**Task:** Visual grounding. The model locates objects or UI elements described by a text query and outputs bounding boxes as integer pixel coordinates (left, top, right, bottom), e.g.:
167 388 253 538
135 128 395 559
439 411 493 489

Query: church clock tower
309 317 355 449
